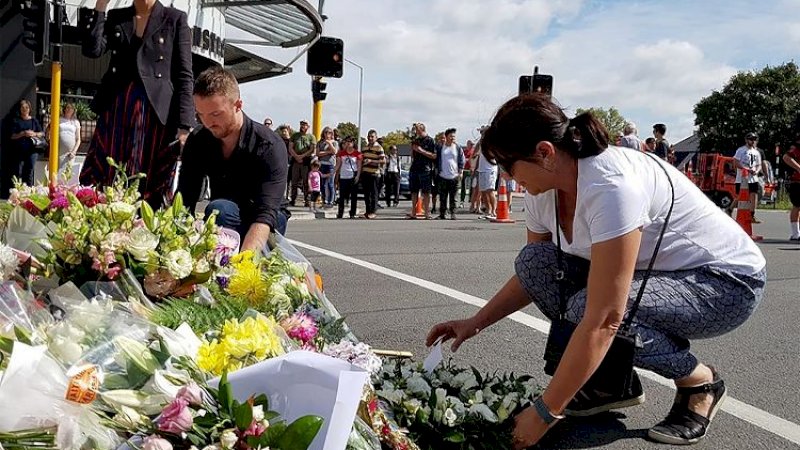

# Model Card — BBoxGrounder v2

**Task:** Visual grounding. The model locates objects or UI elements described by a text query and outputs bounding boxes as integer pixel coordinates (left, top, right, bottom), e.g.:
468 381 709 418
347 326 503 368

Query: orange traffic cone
415 197 424 217
492 182 515 223
735 178 763 241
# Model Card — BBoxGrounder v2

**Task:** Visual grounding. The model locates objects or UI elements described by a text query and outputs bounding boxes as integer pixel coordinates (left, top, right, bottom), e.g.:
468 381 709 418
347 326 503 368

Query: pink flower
76 188 101 207
158 398 193 434
243 420 267 438
22 200 40 216
281 312 318 344
106 264 121 279
91 257 102 271
142 435 173 450
176 382 204 406
49 195 69 210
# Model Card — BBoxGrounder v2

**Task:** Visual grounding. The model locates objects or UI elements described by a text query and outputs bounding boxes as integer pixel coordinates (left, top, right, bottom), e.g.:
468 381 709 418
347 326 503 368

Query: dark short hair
481 94 609 169
194 66 239 99
645 137 656 144
445 128 457 136
653 123 667 135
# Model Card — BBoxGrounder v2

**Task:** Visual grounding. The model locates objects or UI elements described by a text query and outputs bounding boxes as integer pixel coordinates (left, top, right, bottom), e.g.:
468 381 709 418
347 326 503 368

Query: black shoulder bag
543 154 675 397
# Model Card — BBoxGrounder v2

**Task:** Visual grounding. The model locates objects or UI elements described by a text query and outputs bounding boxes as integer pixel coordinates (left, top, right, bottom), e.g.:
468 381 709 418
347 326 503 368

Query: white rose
252 405 264 422
104 231 131 252
219 429 238 450
126 227 160 261
50 338 84 364
443 407 458 427
193 258 210 274
165 249 193 279
109 201 137 220
468 403 499 423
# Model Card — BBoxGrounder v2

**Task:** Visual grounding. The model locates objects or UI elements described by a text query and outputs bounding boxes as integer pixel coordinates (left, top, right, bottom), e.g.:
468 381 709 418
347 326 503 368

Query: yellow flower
198 316 285 376
227 260 268 303
197 339 229 375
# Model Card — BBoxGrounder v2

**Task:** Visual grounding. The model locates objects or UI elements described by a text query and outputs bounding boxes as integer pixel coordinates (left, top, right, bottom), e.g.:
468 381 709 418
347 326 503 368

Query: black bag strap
553 152 675 330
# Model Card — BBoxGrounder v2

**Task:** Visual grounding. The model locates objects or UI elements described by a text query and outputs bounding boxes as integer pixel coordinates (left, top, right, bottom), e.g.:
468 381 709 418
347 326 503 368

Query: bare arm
73 123 82 154
784 154 800 173
540 229 642 414
241 223 271 253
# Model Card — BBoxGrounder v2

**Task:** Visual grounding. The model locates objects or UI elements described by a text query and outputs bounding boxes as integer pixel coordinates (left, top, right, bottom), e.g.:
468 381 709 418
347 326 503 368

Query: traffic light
519 74 553 97
307 36 343 78
312 78 327 102
20 0 50 66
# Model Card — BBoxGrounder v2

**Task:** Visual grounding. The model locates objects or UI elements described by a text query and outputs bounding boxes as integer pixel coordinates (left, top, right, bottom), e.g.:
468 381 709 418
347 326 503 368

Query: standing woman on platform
81 0 194 208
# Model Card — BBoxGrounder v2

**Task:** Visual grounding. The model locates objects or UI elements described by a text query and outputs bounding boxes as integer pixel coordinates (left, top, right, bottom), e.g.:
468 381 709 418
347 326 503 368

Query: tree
380 128 413 149
575 107 627 143
335 122 360 142
694 62 800 158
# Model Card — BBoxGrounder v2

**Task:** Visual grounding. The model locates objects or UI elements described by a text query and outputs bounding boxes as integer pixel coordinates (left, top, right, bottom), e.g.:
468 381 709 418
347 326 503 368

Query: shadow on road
536 412 649 449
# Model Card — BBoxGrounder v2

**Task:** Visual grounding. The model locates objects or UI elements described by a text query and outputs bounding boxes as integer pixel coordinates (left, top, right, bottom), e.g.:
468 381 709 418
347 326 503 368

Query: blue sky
237 0 800 145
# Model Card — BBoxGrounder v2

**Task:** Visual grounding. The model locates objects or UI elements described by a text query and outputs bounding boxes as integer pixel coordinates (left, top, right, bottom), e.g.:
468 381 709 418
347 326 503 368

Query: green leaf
172 192 184 218
28 193 51 212
234 401 253 431
261 421 287 446
219 372 234 417
141 200 155 230
252 394 269 409
275 415 323 450
125 358 152 389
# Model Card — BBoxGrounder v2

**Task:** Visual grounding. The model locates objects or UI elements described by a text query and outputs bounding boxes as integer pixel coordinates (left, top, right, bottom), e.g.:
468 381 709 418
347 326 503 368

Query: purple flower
216 276 230 289
158 398 193 434
219 255 231 267
49 195 69 209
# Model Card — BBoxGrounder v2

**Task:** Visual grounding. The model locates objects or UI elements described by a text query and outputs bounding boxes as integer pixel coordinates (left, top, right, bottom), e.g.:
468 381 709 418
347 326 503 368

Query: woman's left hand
512 406 553 449
177 129 190 147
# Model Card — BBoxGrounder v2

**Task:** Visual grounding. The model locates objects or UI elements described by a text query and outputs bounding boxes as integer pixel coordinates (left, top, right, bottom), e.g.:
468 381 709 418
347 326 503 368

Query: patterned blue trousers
515 242 766 379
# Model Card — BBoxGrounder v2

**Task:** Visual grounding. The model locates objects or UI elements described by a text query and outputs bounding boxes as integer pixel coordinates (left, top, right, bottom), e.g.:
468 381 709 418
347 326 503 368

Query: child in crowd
308 159 322 213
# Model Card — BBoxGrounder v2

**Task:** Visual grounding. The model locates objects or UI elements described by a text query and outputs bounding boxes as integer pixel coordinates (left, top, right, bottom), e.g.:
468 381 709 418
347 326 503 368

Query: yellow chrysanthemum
197 339 230 375
227 261 269 303
198 316 285 376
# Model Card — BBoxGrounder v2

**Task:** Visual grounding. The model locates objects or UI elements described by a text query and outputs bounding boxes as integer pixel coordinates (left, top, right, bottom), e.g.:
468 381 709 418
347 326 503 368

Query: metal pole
48 0 63 187
345 58 363 153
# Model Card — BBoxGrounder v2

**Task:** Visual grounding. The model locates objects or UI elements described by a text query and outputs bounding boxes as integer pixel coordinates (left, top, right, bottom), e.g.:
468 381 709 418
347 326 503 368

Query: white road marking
289 238 800 446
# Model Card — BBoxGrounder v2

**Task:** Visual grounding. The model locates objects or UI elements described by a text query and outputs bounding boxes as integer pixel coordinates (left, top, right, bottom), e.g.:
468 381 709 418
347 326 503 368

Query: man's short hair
653 123 667 135
623 122 637 135
645 137 656 144
415 122 426 131
368 129 378 136
445 128 456 136
194 66 239 100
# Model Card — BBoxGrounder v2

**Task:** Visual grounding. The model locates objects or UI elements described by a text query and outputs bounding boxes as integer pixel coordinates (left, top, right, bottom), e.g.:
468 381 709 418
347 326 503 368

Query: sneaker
437 215 446 220
790 235 800 241
751 217 761 224
450 212 456 220
564 371 646 417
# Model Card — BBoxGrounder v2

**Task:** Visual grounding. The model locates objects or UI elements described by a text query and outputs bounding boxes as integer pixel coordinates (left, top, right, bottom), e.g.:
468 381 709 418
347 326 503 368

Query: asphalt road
287 200 800 450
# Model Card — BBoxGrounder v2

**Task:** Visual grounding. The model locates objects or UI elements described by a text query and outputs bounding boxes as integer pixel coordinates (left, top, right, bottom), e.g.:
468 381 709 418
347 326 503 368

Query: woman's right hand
94 0 109 12
426 318 481 352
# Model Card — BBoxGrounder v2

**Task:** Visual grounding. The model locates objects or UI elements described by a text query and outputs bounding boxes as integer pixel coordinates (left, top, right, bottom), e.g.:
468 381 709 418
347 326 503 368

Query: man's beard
210 122 236 140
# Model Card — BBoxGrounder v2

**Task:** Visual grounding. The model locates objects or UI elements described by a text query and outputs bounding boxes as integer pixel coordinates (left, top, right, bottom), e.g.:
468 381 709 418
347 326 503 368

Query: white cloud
237 0 800 145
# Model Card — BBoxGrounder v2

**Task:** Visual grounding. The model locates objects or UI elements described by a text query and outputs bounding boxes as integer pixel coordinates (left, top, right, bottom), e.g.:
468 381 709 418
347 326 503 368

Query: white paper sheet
423 341 443 374
218 351 369 450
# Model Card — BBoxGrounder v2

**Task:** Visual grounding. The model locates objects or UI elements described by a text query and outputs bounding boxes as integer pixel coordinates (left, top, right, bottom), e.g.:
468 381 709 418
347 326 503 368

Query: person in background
46 102 82 180
733 132 763 224
316 126 338 208
782 140 800 240
407 123 437 219
476 138 498 220
460 140 475 208
335 136 362 219
644 137 656 153
81 0 194 208
277 124 293 200
307 159 322 213
177 67 289 249
384 145 401 207
360 129 385 219
290 120 316 207
263 117 273 129
652 123 670 160
431 132 446 214
435 128 464 220
9 99 45 186
619 122 642 151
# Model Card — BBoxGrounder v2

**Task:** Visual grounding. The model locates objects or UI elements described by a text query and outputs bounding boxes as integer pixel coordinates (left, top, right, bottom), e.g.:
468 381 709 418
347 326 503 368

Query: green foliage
694 62 800 157
149 295 250 331
575 106 628 144
380 128 413 149
336 122 360 142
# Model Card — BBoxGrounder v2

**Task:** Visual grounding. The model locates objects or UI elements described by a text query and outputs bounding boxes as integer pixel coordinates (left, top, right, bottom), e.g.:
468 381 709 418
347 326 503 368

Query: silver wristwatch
533 396 565 425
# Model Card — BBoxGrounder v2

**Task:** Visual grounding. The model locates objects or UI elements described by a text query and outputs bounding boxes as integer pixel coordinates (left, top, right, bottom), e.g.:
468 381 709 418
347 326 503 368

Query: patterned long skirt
80 82 179 208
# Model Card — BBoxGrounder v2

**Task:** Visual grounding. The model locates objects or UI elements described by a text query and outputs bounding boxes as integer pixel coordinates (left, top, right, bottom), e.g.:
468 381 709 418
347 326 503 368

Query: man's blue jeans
205 199 288 237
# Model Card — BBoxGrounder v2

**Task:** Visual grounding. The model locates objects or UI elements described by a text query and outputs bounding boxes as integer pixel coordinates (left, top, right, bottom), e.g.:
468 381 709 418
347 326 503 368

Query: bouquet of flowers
373 359 540 449
113 368 323 450
197 313 287 376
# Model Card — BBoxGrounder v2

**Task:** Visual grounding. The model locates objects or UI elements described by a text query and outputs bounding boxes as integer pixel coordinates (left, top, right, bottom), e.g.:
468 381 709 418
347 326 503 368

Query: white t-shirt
734 145 762 183
58 117 80 157
439 144 459 180
476 153 497 173
524 146 765 275
337 150 361 180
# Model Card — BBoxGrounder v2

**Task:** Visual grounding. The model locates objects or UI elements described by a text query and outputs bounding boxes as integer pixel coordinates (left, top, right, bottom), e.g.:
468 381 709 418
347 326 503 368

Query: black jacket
82 0 194 129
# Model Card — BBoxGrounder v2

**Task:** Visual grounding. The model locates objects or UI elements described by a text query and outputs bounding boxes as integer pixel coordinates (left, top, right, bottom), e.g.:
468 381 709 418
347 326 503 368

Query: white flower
49 338 84 364
376 388 405 405
260 419 270 429
220 429 238 450
68 298 113 329
403 398 423 416
406 375 432 398
468 403 499 423
443 408 458 427
114 405 143 428
451 371 478 390
201 446 221 450
165 249 193 279
434 388 447 411
103 231 131 252
0 244 19 280
194 258 210 274
288 261 308 278
472 390 484 404
252 405 264 422
109 201 137 220
126 227 160 261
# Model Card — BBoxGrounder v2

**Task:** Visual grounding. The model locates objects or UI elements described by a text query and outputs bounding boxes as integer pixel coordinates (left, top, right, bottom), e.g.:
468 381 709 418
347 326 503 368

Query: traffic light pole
47 0 64 186
311 77 325 140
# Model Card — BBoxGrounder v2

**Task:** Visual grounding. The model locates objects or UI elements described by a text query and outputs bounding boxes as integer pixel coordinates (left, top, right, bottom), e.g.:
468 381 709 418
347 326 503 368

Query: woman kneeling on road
427 94 766 448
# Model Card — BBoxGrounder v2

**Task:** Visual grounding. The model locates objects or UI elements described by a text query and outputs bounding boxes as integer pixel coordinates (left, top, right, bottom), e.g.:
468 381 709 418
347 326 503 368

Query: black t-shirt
410 135 436 173
178 114 288 231
655 138 670 160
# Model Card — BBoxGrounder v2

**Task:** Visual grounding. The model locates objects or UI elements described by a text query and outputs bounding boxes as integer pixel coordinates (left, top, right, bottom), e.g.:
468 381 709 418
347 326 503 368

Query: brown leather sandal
648 366 727 445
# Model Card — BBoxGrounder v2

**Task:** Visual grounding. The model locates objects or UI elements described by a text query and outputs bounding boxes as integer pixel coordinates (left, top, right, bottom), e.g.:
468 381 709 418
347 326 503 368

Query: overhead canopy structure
204 0 323 48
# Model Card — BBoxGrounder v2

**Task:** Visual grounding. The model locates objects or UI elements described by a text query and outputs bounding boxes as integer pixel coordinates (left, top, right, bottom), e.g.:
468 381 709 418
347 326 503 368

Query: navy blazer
82 0 194 129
